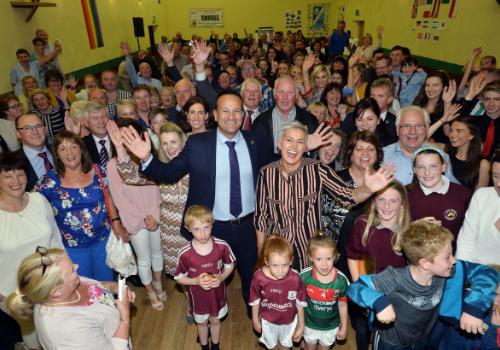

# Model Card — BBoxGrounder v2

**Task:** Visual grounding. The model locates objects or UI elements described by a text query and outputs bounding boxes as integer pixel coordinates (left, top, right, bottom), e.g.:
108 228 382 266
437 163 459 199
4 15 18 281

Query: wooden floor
129 273 358 350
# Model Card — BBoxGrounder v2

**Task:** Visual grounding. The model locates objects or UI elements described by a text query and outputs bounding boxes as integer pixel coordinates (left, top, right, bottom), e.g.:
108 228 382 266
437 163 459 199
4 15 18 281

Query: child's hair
184 205 214 227
401 56 419 68
362 181 410 251
257 236 293 269
307 101 327 115
308 229 338 257
400 221 453 265
412 144 446 166
6 248 66 319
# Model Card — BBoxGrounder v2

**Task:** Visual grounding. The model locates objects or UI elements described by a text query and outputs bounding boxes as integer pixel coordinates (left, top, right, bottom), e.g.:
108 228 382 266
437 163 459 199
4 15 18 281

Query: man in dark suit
253 76 325 154
82 102 115 166
119 91 273 305
14 114 54 191
165 79 197 129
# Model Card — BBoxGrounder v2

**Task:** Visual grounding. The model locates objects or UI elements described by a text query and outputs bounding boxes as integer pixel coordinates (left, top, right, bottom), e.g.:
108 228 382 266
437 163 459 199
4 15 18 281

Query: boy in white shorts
175 205 236 350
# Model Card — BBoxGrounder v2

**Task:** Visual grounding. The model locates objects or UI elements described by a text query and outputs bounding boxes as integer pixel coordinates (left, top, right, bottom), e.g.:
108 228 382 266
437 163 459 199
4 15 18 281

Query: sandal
152 281 167 302
146 290 164 311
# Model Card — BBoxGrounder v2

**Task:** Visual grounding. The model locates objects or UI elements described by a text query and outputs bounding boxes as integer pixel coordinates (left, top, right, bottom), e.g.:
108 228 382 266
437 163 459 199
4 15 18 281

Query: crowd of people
1 22 500 350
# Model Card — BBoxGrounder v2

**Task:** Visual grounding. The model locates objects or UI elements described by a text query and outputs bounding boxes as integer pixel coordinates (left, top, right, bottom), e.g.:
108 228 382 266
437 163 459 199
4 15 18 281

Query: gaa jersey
300 266 349 330
249 269 307 325
174 237 236 317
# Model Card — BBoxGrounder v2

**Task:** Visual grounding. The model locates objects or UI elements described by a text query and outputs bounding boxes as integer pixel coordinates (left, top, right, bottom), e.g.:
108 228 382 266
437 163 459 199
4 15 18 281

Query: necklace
50 291 81 306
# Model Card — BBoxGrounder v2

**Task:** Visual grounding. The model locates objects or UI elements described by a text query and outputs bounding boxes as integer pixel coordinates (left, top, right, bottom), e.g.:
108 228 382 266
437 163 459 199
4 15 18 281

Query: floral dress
35 166 111 249
81 279 116 307
116 158 189 276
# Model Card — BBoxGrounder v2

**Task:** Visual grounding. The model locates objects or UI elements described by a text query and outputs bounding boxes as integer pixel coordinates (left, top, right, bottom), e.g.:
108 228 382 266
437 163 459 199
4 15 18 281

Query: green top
300 266 349 330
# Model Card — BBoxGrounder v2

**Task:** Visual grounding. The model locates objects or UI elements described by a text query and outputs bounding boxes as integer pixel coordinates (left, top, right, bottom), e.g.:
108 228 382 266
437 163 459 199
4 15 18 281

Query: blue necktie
37 152 52 174
99 139 109 166
225 141 242 218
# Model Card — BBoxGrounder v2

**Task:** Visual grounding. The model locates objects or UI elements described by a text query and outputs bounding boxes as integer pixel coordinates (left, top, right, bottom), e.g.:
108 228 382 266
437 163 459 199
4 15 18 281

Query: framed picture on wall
189 8 224 27
308 3 329 36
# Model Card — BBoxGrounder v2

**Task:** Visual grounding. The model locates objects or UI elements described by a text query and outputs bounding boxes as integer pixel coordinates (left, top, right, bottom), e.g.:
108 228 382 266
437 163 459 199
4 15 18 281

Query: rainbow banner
81 0 104 49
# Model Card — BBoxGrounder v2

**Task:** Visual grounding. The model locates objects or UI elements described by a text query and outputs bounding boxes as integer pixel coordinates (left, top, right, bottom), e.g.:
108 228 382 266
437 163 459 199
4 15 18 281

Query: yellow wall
2 0 499 94
161 0 337 39
0 0 169 94
329 0 500 68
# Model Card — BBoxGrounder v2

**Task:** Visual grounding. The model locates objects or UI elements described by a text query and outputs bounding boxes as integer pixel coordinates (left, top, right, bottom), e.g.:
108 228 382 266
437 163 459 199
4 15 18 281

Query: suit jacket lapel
207 130 218 197
21 149 39 190
242 131 259 185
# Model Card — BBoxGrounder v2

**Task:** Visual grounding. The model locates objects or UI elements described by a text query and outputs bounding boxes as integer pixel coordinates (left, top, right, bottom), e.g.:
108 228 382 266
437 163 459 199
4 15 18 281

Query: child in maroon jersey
249 236 307 350
408 145 472 251
174 205 236 350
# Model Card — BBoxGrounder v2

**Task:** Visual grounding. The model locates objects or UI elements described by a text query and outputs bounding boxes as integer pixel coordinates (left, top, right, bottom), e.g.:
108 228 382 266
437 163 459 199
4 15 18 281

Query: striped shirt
106 89 132 118
254 158 356 269
31 107 65 141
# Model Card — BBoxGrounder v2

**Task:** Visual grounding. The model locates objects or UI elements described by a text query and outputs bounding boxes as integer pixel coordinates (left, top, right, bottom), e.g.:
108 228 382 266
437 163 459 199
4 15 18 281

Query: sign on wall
307 3 329 36
411 0 456 42
190 8 224 27
285 9 302 29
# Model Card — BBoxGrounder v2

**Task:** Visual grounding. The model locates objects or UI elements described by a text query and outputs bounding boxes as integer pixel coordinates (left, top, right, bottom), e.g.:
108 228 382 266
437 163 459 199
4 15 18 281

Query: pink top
106 158 160 234
249 269 307 325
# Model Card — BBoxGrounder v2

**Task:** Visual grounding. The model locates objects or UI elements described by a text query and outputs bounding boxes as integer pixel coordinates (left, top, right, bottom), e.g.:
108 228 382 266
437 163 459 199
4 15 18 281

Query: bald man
253 76 319 154
166 79 197 127
14 113 54 190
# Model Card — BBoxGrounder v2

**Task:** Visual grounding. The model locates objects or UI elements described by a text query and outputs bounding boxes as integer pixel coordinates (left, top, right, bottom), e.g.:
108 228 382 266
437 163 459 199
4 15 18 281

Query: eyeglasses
399 124 426 132
36 246 52 275
16 124 45 132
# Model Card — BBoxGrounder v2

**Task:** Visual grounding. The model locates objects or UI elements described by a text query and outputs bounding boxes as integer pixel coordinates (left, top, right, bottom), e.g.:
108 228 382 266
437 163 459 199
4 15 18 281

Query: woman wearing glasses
7 247 134 350
0 95 22 152
0 152 63 350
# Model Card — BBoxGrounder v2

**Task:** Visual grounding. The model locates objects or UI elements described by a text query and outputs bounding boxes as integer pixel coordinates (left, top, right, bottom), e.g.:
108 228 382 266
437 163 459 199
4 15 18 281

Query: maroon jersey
346 215 407 273
249 269 307 325
408 182 472 247
174 237 236 316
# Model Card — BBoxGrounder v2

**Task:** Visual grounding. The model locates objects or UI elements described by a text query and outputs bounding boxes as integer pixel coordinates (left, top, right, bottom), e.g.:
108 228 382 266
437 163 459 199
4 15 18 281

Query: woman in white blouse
7 247 135 350
0 151 63 349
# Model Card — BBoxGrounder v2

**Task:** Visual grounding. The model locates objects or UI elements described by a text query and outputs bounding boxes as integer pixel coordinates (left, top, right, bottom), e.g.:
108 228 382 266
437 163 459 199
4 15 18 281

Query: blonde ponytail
6 248 66 319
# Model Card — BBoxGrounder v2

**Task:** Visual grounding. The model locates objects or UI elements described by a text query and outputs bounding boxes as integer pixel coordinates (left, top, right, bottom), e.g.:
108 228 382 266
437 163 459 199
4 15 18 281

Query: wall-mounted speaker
132 17 145 37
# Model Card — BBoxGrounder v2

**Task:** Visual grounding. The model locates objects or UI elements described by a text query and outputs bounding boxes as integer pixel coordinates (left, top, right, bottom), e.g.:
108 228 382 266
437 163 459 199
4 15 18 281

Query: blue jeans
67 236 113 281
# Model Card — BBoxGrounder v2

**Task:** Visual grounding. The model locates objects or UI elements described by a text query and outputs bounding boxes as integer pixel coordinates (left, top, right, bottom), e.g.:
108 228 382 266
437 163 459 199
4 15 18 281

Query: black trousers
213 216 257 305
0 308 22 350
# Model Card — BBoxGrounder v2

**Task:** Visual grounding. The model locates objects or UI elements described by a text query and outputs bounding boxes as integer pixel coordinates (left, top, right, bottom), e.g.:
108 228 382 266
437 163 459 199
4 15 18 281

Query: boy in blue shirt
348 220 498 349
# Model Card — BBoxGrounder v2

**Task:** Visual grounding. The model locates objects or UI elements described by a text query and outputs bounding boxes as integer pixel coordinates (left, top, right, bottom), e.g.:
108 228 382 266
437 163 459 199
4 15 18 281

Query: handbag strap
94 164 112 222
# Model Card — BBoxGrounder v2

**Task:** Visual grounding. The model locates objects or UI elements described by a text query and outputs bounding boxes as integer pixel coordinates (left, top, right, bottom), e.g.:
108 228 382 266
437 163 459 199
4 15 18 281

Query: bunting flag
81 0 104 49
430 0 441 17
448 0 458 18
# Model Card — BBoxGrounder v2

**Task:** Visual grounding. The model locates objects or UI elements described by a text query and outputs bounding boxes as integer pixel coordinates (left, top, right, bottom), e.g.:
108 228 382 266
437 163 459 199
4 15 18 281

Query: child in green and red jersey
300 232 349 350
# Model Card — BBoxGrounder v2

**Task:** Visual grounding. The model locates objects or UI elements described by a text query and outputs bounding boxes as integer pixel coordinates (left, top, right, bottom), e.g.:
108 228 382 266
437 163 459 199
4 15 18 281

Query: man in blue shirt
329 21 349 59
383 105 457 185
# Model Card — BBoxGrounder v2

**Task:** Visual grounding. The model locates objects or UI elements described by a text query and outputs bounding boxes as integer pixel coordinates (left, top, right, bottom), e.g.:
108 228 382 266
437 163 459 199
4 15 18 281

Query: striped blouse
254 157 356 269
31 106 65 141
